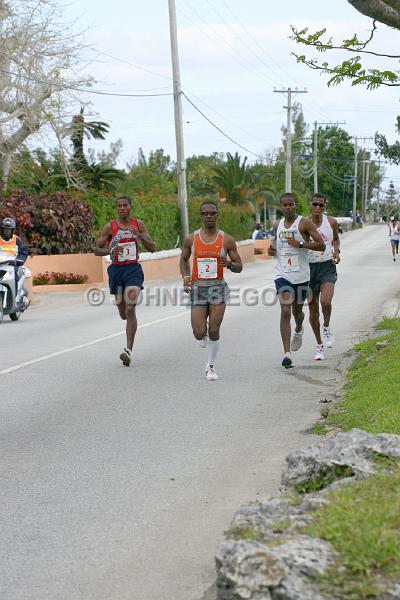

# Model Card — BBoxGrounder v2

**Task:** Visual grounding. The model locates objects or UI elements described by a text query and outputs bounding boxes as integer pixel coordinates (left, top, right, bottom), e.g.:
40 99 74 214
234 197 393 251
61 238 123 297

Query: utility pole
313 121 318 194
363 160 370 219
352 138 358 224
274 88 307 192
376 179 381 222
352 136 373 225
312 120 345 194
376 159 381 222
168 0 189 240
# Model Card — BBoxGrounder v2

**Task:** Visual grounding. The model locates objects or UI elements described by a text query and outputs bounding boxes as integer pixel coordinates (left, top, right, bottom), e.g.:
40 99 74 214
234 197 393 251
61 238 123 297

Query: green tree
207 152 249 205
186 153 225 198
382 181 399 220
119 148 176 196
291 1 400 163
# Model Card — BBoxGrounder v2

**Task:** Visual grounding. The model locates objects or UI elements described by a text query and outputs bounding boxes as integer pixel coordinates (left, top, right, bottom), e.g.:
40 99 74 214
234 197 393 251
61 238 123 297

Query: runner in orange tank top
180 201 242 381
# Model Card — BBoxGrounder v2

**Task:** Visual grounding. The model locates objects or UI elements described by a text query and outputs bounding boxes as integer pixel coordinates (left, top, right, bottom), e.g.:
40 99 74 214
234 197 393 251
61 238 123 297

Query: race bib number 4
283 254 299 273
197 257 218 279
118 242 137 262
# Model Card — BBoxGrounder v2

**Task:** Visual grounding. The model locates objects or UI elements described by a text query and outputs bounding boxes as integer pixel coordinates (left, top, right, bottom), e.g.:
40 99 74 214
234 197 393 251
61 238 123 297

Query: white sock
208 340 220 367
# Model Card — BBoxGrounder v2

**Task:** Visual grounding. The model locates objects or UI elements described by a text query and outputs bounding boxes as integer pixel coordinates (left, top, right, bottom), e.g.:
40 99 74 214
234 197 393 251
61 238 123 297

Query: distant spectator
255 225 267 240
252 223 263 240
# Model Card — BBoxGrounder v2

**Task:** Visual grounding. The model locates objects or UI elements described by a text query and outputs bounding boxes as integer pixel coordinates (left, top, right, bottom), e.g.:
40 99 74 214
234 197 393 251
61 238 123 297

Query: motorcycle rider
0 218 28 287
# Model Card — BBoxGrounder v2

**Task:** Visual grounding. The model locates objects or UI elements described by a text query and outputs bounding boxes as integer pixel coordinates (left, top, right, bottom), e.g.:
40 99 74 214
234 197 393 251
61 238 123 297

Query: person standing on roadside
180 201 242 381
268 193 325 369
94 196 155 367
307 193 340 361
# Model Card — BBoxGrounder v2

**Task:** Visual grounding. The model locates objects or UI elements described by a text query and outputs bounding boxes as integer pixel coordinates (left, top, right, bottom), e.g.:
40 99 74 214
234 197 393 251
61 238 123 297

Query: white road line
0 311 188 376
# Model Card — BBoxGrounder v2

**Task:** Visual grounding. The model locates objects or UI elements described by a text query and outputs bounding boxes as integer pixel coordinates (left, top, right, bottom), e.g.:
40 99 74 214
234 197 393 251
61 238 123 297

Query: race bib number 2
118 242 137 262
197 257 217 279
283 254 299 273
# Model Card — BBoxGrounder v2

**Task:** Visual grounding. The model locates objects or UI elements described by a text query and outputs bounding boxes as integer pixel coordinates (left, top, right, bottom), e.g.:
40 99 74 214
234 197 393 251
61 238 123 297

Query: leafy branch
290 24 400 88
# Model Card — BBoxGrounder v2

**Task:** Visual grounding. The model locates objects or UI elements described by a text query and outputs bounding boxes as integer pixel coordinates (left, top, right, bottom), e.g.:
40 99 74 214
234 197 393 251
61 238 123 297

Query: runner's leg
308 291 322 345
292 298 305 334
206 302 226 379
279 291 293 354
116 296 127 320
124 285 141 350
191 306 208 340
320 281 335 329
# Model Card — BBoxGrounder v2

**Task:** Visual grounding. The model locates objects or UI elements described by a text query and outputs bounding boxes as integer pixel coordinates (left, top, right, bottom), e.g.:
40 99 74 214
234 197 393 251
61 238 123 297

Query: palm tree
208 152 249 204
69 107 109 170
83 162 125 192
245 173 279 225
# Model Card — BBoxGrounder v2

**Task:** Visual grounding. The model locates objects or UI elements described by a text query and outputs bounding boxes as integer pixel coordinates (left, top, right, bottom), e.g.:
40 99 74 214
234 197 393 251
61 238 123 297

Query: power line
179 0 281 87
90 48 173 82
204 0 284 86
182 92 266 160
218 0 331 121
0 68 173 97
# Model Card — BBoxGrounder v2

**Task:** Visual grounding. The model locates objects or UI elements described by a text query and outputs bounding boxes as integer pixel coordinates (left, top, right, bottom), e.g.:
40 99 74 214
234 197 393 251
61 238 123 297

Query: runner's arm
222 236 243 273
180 234 194 291
296 218 325 251
328 217 341 264
94 223 115 256
137 220 156 253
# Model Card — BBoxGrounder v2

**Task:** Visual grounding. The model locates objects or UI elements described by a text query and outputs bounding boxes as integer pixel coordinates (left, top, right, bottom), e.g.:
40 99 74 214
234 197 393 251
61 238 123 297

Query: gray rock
281 429 400 492
382 584 400 599
271 572 326 600
272 536 333 577
216 540 287 600
227 499 289 542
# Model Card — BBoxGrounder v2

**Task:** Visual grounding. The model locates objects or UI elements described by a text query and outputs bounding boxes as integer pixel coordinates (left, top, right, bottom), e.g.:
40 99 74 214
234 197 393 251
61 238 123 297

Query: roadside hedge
84 192 254 248
0 191 94 254
1 190 254 254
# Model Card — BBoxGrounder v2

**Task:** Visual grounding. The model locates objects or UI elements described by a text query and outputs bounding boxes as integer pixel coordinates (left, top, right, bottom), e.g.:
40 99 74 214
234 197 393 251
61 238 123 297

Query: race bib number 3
197 257 218 279
118 242 137 262
283 254 299 273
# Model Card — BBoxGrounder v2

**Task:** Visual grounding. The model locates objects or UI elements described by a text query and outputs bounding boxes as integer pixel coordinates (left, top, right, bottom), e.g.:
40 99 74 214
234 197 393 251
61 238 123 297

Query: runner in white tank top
388 217 400 261
268 193 325 369
307 194 340 361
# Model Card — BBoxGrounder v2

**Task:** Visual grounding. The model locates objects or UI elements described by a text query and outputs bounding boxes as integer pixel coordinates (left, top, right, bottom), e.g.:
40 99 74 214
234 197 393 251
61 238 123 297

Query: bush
0 191 94 255
33 271 88 285
1 189 255 256
188 199 254 241
32 272 51 285
85 193 253 246
82 191 181 250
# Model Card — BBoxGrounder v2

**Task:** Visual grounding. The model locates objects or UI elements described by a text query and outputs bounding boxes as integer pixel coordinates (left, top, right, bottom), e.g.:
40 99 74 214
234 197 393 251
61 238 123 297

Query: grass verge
324 316 400 434
304 468 400 598
303 316 400 597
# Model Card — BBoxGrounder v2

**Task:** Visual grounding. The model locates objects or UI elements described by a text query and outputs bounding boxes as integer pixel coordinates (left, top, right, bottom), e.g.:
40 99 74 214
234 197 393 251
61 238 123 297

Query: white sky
63 0 400 188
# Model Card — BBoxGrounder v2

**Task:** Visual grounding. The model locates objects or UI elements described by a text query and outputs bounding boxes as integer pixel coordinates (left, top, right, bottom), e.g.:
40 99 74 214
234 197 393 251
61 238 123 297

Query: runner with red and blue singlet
95 196 156 366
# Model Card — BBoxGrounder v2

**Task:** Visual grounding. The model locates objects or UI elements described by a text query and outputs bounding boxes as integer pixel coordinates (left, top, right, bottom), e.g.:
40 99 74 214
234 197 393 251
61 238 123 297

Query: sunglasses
200 211 217 216
311 202 325 208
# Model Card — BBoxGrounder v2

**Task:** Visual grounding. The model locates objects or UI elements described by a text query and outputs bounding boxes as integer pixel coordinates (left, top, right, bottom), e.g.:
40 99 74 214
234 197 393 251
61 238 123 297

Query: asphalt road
0 224 398 600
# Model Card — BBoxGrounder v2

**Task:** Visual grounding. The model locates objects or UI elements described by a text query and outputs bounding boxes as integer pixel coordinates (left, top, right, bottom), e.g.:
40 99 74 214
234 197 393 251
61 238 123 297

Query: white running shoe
314 344 325 361
120 347 132 366
199 334 208 348
291 328 304 352
323 328 334 348
205 365 219 381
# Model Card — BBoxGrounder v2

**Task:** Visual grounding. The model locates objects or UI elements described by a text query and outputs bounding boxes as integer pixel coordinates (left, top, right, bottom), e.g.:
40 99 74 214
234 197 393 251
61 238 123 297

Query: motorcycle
0 252 31 321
